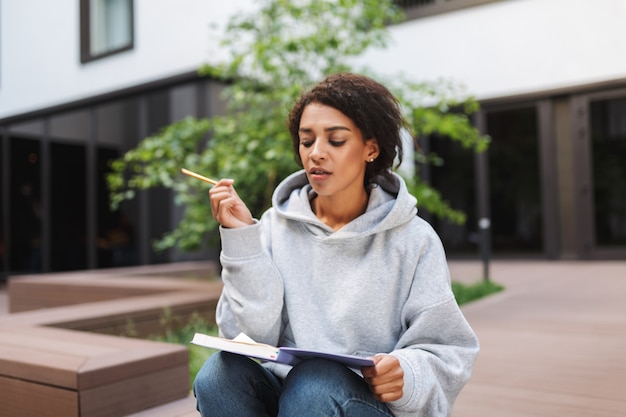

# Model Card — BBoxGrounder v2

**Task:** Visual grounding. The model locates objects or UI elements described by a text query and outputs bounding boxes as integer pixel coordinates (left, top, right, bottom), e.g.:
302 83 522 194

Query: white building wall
361 0 626 99
3 0 626 120
0 0 254 119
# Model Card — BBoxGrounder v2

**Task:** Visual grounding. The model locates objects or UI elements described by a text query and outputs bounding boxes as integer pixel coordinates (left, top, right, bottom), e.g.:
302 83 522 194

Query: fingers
209 179 234 215
361 355 404 403
209 179 254 228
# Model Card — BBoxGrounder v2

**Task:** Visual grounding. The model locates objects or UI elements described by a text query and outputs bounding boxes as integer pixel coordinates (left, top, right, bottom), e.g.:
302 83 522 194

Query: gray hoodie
216 170 479 417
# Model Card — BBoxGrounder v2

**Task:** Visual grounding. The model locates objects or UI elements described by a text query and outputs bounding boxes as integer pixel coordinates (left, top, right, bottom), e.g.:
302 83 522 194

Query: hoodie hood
271 169 417 238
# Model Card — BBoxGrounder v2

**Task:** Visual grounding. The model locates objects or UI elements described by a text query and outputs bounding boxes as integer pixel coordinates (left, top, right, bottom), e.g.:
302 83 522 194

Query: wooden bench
0 262 222 417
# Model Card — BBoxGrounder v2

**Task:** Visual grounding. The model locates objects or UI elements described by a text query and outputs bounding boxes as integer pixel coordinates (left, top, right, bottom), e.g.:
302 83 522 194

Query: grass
148 279 503 387
453 279 504 306
187 339 218 388
147 309 218 389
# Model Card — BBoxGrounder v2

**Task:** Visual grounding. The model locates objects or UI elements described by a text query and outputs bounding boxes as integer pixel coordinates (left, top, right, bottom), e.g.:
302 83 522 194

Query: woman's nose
309 139 326 161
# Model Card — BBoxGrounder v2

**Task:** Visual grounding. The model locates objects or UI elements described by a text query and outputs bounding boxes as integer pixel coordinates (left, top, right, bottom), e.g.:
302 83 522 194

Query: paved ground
448 260 626 417
2 260 625 416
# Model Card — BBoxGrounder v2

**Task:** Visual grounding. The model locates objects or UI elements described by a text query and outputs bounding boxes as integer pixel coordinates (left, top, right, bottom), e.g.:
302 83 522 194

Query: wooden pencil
181 168 218 185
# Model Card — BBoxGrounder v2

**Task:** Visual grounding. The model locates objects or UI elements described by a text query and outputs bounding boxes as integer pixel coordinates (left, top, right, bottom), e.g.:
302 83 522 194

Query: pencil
181 168 218 185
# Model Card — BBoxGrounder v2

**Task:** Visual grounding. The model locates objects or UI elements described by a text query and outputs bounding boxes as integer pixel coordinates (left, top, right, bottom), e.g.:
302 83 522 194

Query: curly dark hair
288 73 409 183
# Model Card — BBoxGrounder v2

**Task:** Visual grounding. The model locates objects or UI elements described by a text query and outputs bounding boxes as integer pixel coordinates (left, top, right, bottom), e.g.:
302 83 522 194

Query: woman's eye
329 140 346 147
300 140 313 148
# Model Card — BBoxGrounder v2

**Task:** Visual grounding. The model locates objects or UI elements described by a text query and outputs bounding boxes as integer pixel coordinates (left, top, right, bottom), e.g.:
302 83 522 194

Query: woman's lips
308 168 331 182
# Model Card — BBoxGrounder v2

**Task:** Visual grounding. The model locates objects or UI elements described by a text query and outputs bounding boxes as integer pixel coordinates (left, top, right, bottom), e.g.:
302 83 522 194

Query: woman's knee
194 352 281 397
280 359 392 417
193 351 226 395
194 352 249 392
194 352 282 417
282 358 365 401
289 357 353 381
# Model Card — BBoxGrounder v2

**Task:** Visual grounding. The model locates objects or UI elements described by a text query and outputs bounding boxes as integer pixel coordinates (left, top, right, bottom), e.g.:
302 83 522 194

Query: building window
80 0 134 63
395 0 502 20
590 98 626 247
395 0 438 7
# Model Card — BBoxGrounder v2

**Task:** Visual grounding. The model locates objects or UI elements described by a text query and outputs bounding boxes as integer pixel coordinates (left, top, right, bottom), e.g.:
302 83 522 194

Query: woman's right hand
209 179 254 228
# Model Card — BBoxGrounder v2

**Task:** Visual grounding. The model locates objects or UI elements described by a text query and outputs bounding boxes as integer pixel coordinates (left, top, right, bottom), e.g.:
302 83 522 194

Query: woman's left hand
361 354 404 403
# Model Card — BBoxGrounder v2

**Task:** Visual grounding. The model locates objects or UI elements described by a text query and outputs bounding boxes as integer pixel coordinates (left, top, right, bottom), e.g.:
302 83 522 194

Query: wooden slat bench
0 262 222 417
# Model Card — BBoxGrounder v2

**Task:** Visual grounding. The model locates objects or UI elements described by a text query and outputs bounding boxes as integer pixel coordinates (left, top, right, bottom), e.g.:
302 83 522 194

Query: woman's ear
365 138 380 162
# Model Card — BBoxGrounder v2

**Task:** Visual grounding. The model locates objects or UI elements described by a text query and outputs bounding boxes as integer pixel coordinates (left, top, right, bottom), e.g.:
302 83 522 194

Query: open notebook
190 332 375 368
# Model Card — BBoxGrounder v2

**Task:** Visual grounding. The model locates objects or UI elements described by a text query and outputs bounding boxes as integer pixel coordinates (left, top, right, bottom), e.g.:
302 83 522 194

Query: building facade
368 0 626 260
1 0 625 279
0 0 248 278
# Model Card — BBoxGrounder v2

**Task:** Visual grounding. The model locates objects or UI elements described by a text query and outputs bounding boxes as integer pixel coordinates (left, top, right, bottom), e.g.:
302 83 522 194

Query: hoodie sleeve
387 227 480 417
214 220 285 345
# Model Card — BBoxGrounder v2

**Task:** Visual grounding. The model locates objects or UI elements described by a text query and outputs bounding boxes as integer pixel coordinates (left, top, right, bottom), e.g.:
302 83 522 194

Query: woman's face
298 102 378 199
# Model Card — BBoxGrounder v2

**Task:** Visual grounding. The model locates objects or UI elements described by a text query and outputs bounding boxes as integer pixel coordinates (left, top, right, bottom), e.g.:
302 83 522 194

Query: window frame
80 0 135 64
397 0 503 21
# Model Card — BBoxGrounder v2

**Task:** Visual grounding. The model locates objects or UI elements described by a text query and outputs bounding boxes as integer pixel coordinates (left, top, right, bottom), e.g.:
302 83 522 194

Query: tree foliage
107 0 489 251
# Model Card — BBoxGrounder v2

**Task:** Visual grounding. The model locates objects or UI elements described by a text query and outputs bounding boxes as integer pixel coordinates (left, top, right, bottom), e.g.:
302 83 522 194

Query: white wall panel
0 0 254 119
3 0 626 119
359 0 626 99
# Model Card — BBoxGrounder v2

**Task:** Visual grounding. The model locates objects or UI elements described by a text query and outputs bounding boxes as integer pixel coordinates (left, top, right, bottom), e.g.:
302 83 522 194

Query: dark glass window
80 0 134 63
50 143 87 271
0 135 4 275
9 138 42 272
590 98 626 247
395 0 502 20
424 135 477 256
97 147 139 268
486 107 543 254
395 0 437 6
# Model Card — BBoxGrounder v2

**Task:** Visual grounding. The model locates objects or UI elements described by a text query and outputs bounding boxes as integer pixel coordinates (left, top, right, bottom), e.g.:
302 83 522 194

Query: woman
193 73 479 417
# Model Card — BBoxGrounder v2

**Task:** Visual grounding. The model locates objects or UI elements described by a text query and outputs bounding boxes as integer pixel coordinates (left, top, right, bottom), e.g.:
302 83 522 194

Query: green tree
107 0 489 252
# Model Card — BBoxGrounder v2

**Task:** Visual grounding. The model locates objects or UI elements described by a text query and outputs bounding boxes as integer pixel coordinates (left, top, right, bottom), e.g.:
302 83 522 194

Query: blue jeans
193 352 395 417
